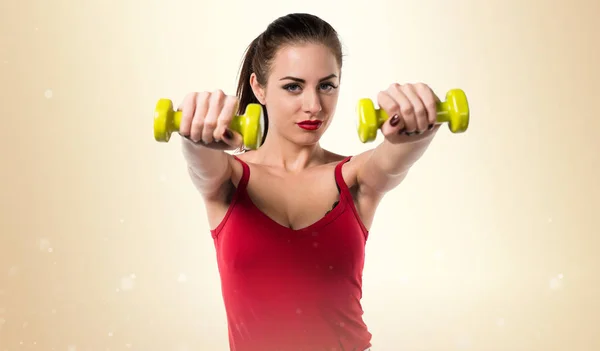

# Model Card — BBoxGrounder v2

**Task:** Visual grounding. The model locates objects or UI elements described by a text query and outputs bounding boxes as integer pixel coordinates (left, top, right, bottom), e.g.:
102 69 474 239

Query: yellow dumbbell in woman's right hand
356 88 469 143
153 98 265 150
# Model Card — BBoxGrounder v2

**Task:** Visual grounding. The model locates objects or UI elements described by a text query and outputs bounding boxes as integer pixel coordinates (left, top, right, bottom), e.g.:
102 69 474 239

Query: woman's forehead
270 44 340 79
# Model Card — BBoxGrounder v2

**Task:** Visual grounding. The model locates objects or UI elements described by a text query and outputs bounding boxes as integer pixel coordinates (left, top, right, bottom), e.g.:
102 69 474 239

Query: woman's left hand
377 82 441 143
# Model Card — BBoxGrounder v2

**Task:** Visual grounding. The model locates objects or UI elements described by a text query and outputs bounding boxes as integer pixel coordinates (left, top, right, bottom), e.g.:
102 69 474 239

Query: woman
177 13 441 351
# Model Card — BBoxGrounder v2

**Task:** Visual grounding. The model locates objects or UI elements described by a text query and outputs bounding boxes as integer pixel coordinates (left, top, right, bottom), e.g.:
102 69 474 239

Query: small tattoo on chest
325 200 339 215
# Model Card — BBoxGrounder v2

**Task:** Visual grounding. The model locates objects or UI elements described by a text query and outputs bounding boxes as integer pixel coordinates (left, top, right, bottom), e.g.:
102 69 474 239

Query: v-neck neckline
243 188 348 234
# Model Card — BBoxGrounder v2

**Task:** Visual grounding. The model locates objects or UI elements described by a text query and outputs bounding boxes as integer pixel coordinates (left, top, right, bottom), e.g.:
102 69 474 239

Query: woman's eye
283 82 338 93
320 83 336 91
284 84 301 92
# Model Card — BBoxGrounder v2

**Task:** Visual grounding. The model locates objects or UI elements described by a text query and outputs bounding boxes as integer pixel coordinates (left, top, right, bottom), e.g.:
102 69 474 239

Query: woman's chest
245 168 344 231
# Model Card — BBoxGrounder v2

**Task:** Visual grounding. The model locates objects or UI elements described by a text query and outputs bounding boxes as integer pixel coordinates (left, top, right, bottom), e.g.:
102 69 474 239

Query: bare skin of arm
340 130 438 225
178 91 244 201
343 83 442 219
182 140 233 199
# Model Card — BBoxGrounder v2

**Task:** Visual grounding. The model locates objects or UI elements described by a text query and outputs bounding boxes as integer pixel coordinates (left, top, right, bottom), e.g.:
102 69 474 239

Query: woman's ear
249 73 266 105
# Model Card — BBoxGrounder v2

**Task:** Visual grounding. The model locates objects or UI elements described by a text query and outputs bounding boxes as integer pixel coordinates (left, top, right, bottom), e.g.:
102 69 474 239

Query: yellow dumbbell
356 88 469 143
153 98 265 150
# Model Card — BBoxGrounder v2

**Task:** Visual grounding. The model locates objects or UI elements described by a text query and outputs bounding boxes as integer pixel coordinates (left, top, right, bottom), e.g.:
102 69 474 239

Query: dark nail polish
389 114 400 127
428 123 434 130
223 129 233 139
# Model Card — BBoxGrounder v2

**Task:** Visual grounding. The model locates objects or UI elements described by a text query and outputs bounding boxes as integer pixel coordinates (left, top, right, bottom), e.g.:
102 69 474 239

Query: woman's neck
251 133 326 172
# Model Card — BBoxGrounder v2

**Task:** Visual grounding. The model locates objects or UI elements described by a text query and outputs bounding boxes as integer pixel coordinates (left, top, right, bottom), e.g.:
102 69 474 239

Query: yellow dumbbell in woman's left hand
356 88 470 143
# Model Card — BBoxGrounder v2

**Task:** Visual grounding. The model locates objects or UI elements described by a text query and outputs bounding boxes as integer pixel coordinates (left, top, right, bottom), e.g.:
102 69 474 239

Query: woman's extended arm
352 82 441 196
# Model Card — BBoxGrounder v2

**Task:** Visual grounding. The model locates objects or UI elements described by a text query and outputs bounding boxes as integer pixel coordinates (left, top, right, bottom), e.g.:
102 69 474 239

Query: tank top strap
232 155 250 192
334 155 369 237
334 156 353 199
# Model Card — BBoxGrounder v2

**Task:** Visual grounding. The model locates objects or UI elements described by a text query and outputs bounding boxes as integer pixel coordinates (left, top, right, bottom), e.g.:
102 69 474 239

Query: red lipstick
297 120 322 131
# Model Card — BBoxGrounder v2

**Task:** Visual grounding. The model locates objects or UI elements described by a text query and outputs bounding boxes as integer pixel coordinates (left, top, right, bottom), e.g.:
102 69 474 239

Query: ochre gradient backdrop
1 0 598 350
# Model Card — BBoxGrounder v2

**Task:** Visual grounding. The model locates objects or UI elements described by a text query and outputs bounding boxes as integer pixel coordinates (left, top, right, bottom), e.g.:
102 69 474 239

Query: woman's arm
352 82 441 197
355 128 439 195
179 91 243 200
182 140 234 199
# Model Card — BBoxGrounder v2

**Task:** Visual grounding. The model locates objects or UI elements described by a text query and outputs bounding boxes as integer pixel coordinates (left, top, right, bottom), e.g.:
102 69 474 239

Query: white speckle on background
120 276 135 291
39 238 52 252
177 273 187 283
550 273 564 290
44 89 53 99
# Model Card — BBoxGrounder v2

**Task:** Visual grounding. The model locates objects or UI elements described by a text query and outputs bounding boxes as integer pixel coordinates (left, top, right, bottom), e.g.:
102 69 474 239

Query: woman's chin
292 132 325 146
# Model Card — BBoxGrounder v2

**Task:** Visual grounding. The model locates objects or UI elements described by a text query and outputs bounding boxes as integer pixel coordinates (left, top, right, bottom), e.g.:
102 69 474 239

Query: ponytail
235 35 269 148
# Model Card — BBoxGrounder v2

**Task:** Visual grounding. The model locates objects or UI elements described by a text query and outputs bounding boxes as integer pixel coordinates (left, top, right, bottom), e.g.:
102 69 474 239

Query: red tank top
210 155 372 351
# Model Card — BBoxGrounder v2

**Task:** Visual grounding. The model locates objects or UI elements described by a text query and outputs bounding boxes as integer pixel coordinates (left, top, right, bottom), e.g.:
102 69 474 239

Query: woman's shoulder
322 149 361 188
322 149 348 164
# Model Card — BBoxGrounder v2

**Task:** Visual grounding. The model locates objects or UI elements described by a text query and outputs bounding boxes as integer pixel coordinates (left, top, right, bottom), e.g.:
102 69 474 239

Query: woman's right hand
177 90 243 150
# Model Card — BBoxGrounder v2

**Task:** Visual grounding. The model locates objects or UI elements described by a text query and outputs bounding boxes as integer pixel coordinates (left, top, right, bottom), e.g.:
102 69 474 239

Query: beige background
1 0 599 350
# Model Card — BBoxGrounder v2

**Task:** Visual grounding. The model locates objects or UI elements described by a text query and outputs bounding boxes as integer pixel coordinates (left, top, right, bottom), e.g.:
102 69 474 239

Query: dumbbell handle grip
370 101 455 128
157 109 247 138
163 110 182 132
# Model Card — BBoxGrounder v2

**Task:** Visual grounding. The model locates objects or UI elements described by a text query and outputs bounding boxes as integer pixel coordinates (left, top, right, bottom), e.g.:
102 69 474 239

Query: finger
401 84 428 133
187 129 241 150
387 83 416 133
376 90 405 135
414 83 439 130
221 128 244 149
178 92 198 137
213 95 238 142
190 92 210 142
201 90 225 144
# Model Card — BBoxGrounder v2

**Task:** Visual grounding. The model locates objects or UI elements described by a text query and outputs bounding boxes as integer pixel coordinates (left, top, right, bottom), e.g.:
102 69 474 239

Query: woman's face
250 43 341 146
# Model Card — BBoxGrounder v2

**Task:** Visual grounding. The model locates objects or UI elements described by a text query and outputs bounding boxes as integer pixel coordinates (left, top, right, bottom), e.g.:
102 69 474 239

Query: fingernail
223 129 233 139
389 114 400 127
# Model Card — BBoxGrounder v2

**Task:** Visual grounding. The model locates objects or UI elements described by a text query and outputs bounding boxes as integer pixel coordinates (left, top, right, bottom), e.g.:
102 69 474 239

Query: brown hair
235 13 344 146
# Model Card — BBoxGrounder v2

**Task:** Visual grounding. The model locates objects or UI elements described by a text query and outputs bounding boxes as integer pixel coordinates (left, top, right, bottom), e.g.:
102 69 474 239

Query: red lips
298 120 321 125
297 120 322 130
